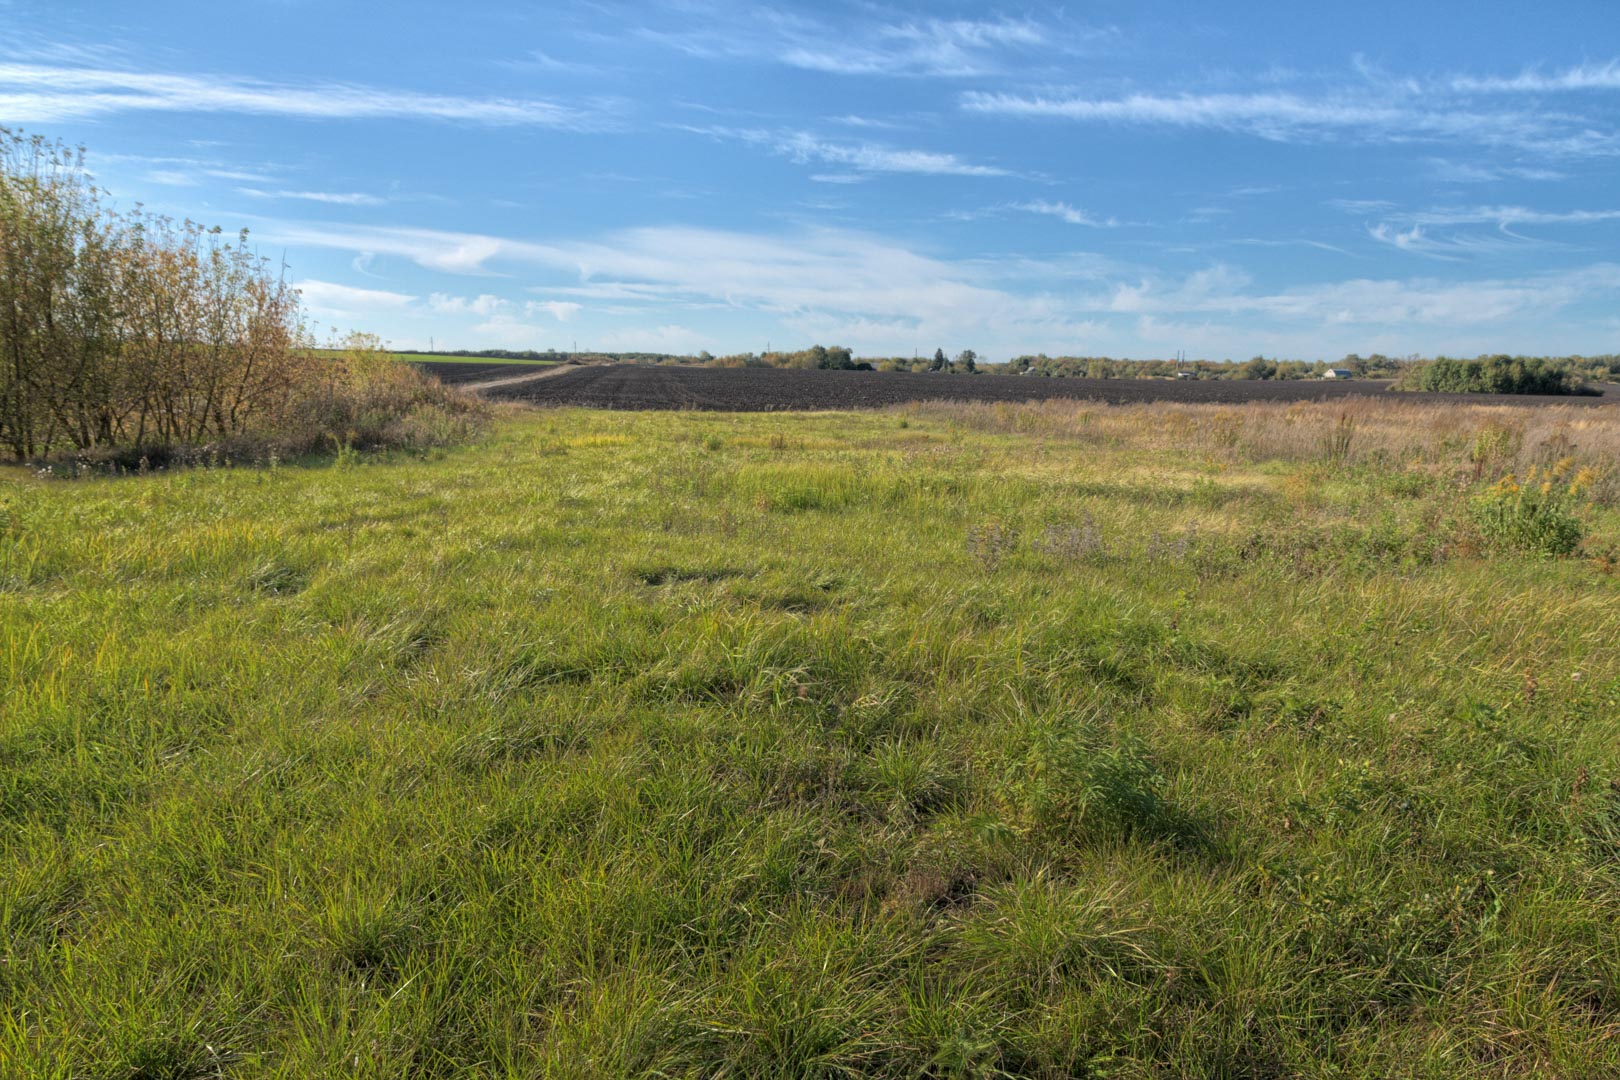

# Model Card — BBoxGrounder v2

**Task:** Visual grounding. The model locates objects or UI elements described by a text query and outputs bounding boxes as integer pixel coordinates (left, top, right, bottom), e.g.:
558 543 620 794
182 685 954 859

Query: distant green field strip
394 353 558 366
309 350 559 366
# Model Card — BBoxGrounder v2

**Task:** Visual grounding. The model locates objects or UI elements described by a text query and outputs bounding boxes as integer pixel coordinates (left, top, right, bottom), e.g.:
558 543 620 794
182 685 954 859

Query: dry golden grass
903 397 1620 502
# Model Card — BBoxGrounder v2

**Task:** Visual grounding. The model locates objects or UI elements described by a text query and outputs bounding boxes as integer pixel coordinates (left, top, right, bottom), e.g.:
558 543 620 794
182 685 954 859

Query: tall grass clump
287 333 488 457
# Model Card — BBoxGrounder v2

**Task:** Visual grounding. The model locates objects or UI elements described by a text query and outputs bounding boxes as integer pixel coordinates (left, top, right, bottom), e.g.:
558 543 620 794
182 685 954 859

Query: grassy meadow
305 351 559 367
4 399 1620 1077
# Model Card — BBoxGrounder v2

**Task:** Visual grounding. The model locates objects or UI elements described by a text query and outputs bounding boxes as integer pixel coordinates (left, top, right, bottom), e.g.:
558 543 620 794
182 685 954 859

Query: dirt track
431 363 1617 411
415 362 562 387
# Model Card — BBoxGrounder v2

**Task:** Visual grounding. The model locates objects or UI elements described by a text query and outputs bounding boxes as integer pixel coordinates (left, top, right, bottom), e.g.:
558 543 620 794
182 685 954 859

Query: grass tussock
2 401 1618 1076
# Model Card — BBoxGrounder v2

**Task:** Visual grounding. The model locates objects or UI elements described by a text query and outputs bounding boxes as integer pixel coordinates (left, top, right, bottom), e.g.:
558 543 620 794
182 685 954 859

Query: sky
2 0 1618 361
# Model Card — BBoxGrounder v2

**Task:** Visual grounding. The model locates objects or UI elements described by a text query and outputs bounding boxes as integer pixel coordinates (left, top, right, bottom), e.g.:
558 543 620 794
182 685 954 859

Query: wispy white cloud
208 169 276 183
780 16 1051 77
963 89 1384 130
774 131 1007 176
143 169 198 187
294 280 418 319
0 63 611 128
1404 205 1620 228
264 216 1620 356
240 188 385 207
1450 60 1620 93
952 200 1118 226
1350 201 1620 259
1327 199 1399 214
1425 158 1565 183
263 222 521 275
590 324 714 352
631 11 1093 79
960 75 1620 157
89 151 278 186
0 35 129 66
824 114 907 130
295 279 584 335
1367 224 1495 260
1006 200 1117 227
1094 261 1620 329
1333 199 1620 230
465 313 560 349
263 219 1039 335
526 300 582 322
506 49 608 76
428 293 504 316
680 125 1010 177
1235 238 1356 257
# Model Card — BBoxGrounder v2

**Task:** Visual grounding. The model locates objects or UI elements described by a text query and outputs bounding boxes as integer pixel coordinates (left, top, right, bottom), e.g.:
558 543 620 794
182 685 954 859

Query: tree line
1393 356 1594 396
703 346 982 372
999 354 1407 380
607 347 1617 388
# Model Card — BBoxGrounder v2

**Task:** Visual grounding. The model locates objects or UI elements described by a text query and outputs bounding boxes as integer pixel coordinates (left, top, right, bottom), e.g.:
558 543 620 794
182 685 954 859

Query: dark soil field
444 362 1618 410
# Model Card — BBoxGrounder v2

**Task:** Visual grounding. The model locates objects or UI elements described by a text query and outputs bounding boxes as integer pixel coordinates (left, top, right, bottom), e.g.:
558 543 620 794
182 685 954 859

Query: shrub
0 127 480 464
1469 466 1587 557
1394 356 1590 396
282 333 486 455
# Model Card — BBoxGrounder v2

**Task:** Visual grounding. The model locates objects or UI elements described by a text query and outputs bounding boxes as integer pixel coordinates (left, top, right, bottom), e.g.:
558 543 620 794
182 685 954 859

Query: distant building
1323 368 1354 379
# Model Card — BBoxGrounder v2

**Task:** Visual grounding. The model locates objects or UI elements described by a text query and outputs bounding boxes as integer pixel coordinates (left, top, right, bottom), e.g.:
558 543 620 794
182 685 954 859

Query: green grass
3 406 1619 1077
309 350 560 367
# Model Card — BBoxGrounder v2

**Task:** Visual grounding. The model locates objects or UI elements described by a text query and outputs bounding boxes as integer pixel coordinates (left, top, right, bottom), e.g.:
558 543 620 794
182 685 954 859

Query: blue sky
3 0 1618 360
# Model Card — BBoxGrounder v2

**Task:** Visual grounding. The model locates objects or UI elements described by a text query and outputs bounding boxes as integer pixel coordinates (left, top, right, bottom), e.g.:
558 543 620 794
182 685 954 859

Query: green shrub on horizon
1394 355 1590 395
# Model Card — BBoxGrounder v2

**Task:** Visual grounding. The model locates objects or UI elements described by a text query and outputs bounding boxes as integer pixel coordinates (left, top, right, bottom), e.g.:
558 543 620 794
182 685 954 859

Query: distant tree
1395 356 1585 395
1241 356 1278 380
930 348 947 372
1362 354 1396 377
956 349 977 373
0 127 323 458
824 345 854 370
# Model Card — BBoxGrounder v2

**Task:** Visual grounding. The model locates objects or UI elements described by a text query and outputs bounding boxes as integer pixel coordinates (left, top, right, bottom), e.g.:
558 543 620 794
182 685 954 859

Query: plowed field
435 362 1616 410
